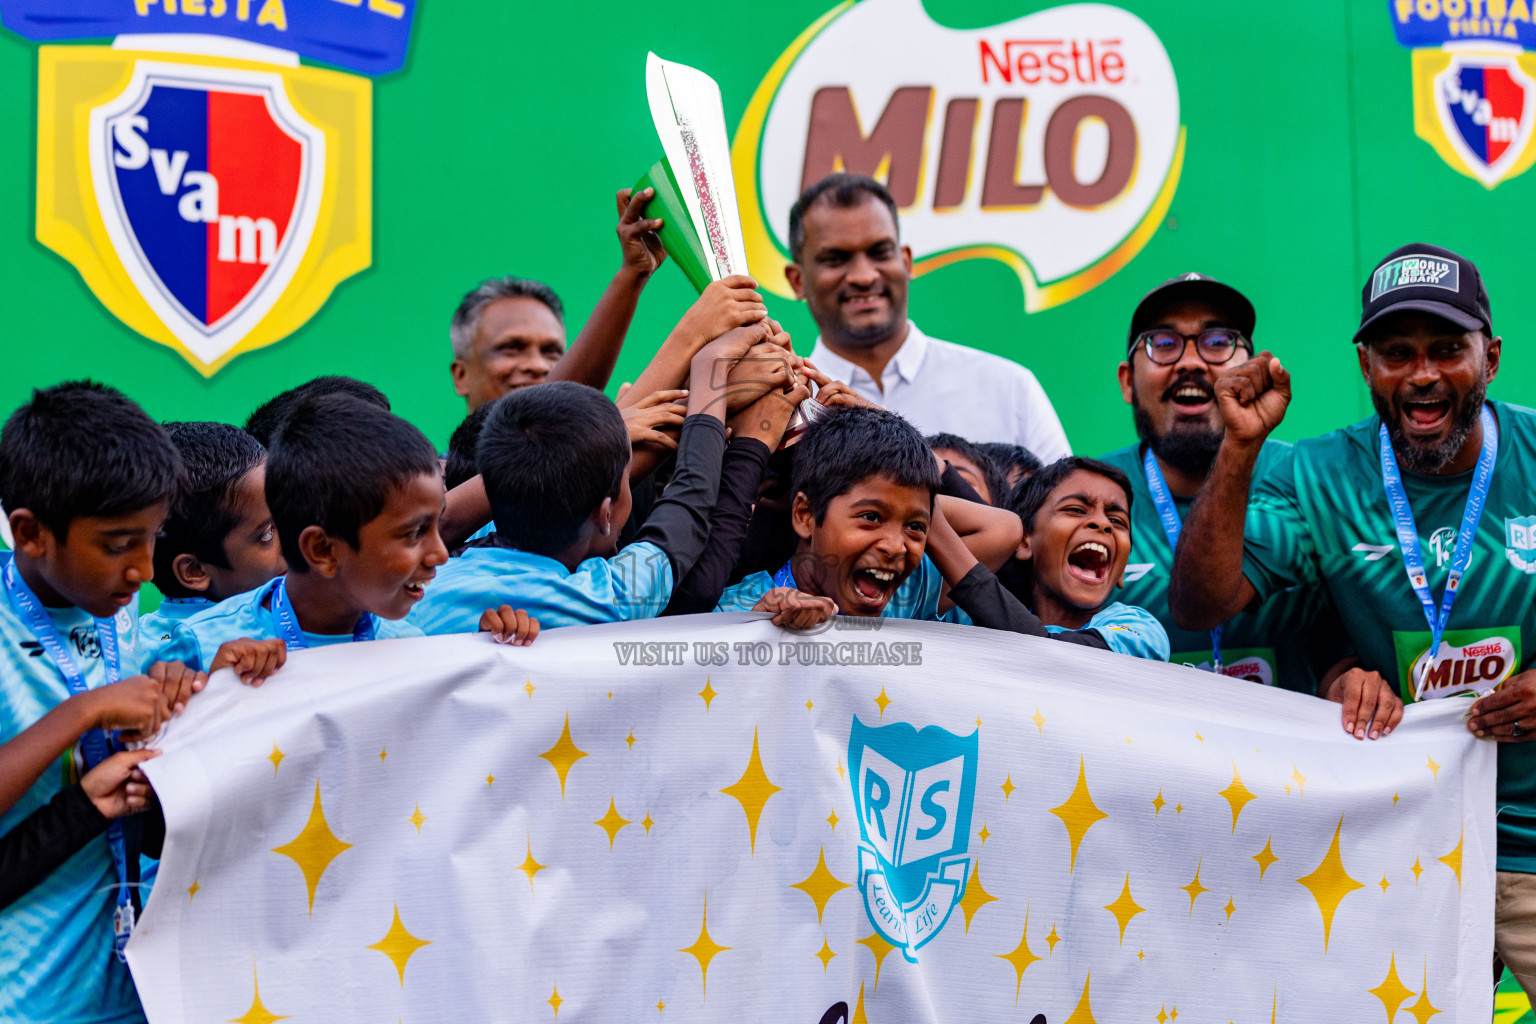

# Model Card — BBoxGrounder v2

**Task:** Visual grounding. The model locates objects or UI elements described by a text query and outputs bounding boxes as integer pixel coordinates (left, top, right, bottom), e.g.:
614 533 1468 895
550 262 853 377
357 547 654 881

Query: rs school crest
848 716 978 962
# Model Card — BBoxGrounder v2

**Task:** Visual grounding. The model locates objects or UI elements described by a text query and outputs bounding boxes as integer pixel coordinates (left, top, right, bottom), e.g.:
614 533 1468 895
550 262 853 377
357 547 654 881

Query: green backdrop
2 0 1531 456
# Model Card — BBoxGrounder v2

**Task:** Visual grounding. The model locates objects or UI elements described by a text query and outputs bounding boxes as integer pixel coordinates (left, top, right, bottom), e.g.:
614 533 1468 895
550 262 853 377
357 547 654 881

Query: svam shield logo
90 62 322 369
848 716 978 962
1506 515 1536 573
1430 56 1536 187
37 46 372 376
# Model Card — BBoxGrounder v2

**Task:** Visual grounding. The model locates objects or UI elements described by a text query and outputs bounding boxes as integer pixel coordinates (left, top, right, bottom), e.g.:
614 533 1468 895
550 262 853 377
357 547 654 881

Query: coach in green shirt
1171 242 1536 995
1099 272 1349 696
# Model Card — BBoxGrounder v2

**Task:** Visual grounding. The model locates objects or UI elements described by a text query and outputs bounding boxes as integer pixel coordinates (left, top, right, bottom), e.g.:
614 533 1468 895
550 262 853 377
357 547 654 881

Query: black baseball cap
1354 243 1491 343
1127 273 1256 353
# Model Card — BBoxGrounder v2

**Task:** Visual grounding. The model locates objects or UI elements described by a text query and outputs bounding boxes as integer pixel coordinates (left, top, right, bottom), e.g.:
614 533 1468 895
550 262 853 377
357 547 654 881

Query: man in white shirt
784 174 1071 462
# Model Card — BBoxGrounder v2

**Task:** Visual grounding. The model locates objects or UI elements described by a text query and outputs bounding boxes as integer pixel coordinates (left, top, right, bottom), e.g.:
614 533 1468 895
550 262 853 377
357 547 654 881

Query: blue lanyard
263 576 377 648
1381 404 1498 701
771 560 797 591
1142 448 1224 671
1 561 135 960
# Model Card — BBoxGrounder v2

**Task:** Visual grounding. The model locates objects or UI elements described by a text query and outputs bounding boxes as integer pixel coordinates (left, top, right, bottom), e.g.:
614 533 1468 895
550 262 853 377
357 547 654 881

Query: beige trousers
1496 870 1536 999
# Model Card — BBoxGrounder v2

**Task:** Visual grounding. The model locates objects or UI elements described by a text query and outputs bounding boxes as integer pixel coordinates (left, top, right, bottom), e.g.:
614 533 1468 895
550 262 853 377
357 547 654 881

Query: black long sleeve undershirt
0 784 108 910
664 437 772 615
946 563 1110 650
631 415 728 585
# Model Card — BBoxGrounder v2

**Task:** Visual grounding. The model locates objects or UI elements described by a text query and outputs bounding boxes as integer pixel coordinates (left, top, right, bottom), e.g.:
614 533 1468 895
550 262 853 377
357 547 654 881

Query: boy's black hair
243 376 390 447
792 406 940 523
926 432 1011 507
977 441 1043 486
788 173 900 262
477 382 628 555
154 422 267 598
1013 457 1134 532
444 400 497 491
265 394 440 571
0 380 181 540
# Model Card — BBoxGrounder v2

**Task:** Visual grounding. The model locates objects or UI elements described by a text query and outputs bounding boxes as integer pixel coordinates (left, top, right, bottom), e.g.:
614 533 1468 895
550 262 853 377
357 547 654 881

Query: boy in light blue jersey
0 381 206 1023
967 456 1169 660
147 395 515 680
412 321 790 635
139 423 285 646
715 406 1022 620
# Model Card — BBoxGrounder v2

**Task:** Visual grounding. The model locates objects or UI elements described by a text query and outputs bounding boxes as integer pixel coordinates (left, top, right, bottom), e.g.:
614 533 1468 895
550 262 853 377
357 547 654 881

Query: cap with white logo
1354 242 1491 343
1126 272 1256 353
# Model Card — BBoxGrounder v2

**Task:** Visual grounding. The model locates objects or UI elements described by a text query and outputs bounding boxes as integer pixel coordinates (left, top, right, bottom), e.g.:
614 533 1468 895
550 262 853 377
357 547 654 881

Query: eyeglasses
1133 328 1252 366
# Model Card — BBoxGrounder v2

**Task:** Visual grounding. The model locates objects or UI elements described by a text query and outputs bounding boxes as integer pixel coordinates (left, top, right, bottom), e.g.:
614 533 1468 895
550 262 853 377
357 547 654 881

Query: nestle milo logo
1393 626 1520 700
1371 254 1458 299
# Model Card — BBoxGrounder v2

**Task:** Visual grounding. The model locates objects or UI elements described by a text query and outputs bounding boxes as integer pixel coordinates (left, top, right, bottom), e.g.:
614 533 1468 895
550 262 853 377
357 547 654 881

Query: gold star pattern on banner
698 678 717 712
379 749 387 762
1438 828 1464 888
835 760 846 781
523 679 535 700
678 893 730 997
958 861 998 932
1157 1006 1169 1024
486 774 495 787
806 699 814 712
1046 923 1062 955
851 982 870 1024
1405 959 1440 1024
625 731 636 750
1031 706 1046 734
720 727 781 855
271 781 352 914
1175 802 1183 815
1380 874 1390 894
1181 855 1209 917
267 742 285 775
548 984 563 1019
1103 874 1145 943
1412 855 1424 884
367 904 430 985
1368 952 1415 1020
517 838 545 894
998 904 1043 1003
791 847 850 924
1195 731 1204 744
230 964 288 1024
1223 896 1236 923
873 686 891 717
1426 755 1440 781
539 713 588 799
1050 756 1108 872
408 804 426 833
657 1000 665 1013
1137 948 1145 963
1063 972 1099 1024
1000 774 1017 801
594 797 631 849
1152 789 1166 816
188 879 200 900
815 937 836 972
642 812 655 835
856 931 897 990
977 716 984 729
828 809 839 831
1290 763 1307 797
1218 762 1257 833
1253 837 1279 880
977 822 990 844
1295 817 1365 951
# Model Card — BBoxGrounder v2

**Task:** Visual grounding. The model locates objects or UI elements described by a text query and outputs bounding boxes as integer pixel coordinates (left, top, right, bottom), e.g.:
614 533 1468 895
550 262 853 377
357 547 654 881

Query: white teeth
864 569 896 582
1175 387 1207 399
1071 542 1110 560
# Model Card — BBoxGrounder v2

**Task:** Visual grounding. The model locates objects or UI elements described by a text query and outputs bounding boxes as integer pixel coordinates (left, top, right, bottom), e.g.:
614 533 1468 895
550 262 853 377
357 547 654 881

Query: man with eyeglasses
1097 273 1354 699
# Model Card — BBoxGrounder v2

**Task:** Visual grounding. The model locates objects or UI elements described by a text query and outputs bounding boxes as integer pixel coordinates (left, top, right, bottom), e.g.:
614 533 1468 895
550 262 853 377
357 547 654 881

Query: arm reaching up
1168 351 1291 630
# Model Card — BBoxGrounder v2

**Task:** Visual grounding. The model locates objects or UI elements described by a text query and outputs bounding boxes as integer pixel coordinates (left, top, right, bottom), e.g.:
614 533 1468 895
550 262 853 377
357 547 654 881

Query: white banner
128 615 1494 1023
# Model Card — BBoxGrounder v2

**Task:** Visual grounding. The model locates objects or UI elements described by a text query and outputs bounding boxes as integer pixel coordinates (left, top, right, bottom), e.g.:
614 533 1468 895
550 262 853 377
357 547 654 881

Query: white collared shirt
806 321 1071 462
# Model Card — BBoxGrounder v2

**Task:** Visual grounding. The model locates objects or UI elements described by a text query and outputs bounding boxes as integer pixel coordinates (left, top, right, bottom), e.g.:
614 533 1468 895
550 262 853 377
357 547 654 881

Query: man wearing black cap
1169 243 1536 995
1098 273 1348 695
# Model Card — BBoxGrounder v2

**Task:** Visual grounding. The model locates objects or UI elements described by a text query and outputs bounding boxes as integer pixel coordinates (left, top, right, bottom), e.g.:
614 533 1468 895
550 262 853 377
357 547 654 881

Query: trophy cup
635 53 823 444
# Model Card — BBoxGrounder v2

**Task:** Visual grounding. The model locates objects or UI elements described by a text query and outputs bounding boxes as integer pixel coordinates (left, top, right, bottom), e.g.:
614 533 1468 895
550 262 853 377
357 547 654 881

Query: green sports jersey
1099 441 1341 693
1241 399 1536 870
